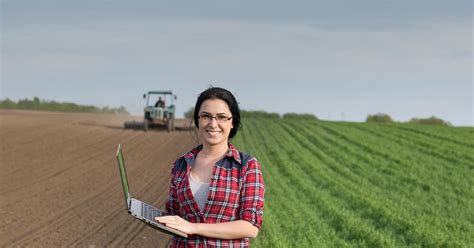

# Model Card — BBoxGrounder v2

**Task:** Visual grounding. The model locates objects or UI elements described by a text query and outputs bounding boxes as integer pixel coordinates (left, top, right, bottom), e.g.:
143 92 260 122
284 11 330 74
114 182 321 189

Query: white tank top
188 172 210 212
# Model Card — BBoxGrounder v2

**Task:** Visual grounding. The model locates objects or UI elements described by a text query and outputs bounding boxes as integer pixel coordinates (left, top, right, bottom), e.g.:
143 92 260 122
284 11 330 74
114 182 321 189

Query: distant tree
241 110 280 119
184 107 194 119
408 116 451 126
32 97 40 110
115 106 128 114
283 112 318 120
101 106 110 112
366 113 393 123
0 98 16 109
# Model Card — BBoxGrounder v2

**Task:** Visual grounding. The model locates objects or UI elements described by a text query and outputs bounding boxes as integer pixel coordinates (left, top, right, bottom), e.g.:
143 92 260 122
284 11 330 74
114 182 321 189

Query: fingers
155 215 180 224
155 216 195 235
155 216 183 231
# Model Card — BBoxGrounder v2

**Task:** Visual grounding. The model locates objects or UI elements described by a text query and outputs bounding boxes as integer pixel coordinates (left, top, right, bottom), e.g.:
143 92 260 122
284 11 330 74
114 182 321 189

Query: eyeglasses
198 113 233 123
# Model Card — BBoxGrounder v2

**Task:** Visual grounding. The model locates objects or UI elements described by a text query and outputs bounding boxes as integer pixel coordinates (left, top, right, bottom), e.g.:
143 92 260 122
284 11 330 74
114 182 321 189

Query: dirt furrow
0 110 197 247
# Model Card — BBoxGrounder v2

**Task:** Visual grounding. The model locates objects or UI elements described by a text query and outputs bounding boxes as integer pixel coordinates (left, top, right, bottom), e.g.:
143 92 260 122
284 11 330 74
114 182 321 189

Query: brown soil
0 110 199 247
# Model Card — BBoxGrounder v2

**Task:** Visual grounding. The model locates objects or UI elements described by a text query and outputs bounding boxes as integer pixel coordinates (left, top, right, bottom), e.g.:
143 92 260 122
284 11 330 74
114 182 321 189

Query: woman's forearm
194 220 258 239
156 215 259 239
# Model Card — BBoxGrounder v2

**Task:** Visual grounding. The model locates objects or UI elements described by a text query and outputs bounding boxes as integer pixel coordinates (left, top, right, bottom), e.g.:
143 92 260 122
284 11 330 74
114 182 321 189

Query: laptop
116 144 188 238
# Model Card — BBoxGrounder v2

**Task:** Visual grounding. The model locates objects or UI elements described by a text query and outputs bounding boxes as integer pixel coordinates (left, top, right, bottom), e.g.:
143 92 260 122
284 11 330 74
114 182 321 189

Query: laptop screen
116 144 130 209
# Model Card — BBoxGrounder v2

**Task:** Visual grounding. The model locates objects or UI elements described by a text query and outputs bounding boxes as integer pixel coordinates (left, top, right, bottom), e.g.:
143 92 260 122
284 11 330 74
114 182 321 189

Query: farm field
0 110 472 247
232 118 473 247
0 110 198 247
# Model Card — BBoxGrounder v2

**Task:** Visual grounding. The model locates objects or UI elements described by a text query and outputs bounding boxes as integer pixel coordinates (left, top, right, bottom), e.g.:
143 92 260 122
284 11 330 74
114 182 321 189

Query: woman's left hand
155 215 197 235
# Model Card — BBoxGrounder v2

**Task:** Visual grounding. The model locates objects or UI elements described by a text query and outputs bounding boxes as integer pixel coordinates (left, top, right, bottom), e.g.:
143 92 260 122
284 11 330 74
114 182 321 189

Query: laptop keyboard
141 203 163 221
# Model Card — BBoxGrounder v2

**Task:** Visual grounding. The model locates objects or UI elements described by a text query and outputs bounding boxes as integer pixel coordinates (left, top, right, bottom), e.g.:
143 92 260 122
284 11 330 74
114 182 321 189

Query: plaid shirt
165 143 265 247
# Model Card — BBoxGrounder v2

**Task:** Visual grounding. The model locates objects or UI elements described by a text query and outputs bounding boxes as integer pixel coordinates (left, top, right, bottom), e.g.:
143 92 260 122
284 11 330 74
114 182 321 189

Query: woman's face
197 98 234 147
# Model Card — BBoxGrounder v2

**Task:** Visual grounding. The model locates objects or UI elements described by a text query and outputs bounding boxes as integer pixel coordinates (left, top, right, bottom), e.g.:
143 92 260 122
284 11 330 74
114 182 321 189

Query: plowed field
0 110 198 247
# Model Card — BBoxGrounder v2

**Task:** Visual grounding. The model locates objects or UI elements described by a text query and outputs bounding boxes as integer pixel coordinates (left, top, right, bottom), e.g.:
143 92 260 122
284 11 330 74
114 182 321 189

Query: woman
156 87 265 247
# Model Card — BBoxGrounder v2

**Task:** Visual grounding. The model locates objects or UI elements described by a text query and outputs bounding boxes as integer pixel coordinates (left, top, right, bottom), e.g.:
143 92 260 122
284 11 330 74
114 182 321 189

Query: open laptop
116 144 188 238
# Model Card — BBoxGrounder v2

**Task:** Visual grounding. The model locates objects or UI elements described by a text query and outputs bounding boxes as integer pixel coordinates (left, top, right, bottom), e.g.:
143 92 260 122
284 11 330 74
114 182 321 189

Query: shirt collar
184 143 242 165
226 143 242 164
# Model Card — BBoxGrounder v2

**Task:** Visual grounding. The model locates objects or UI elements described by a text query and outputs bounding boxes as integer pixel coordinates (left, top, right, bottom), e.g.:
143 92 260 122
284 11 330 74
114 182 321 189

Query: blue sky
1 0 472 126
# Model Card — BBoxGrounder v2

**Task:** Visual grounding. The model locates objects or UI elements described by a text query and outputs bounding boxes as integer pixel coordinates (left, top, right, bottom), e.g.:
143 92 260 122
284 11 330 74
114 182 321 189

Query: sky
1 0 473 126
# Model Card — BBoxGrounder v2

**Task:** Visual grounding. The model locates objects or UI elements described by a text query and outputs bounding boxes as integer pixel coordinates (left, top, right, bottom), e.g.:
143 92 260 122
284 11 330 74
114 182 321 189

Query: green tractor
143 91 177 132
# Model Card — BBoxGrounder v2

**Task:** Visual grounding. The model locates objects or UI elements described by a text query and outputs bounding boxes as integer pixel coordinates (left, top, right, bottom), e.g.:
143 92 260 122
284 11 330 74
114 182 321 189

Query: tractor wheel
171 117 175 131
144 119 149 132
167 114 175 132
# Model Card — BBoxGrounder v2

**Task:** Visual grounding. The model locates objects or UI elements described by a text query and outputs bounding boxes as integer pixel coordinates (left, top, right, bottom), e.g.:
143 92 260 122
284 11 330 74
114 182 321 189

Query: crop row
233 118 473 247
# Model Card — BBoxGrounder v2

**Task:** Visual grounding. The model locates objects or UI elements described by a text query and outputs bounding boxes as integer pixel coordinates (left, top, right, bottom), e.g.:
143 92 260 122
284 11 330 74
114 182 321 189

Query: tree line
0 97 129 114
184 107 451 126
366 113 451 126
184 107 318 120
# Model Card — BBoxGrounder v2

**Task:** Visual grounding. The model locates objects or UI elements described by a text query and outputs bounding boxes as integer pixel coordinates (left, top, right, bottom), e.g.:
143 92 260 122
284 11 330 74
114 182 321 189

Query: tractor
142 91 177 132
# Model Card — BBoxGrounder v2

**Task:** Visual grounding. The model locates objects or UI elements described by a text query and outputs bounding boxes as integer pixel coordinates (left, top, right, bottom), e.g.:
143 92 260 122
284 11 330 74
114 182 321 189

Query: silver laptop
116 144 188 238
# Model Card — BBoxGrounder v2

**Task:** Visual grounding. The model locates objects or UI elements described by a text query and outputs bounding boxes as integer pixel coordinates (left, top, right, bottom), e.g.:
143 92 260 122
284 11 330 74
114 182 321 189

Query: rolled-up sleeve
239 158 265 229
165 163 180 216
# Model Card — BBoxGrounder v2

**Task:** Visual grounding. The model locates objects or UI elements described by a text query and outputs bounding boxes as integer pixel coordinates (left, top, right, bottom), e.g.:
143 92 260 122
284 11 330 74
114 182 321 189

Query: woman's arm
155 216 259 239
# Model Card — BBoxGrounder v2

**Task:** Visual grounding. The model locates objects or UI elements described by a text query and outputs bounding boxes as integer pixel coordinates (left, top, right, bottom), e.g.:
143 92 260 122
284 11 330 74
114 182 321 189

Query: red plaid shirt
165 143 265 247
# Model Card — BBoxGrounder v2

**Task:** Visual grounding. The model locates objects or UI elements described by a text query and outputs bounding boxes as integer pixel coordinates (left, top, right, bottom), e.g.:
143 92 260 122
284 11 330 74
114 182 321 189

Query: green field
232 118 473 247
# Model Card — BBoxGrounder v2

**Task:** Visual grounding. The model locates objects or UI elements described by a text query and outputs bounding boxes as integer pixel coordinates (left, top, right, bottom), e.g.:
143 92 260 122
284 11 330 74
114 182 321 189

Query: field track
0 110 198 247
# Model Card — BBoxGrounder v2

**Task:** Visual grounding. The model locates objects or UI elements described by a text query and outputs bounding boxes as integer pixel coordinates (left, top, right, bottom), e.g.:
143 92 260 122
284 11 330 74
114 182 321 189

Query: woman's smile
206 129 222 136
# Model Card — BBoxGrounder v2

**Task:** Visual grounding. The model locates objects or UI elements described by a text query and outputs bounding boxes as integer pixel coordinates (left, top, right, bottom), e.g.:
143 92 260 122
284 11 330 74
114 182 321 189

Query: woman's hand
155 215 197 235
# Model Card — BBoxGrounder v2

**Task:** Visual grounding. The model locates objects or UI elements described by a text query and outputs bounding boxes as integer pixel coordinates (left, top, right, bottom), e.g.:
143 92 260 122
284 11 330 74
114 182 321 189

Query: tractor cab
143 91 177 131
